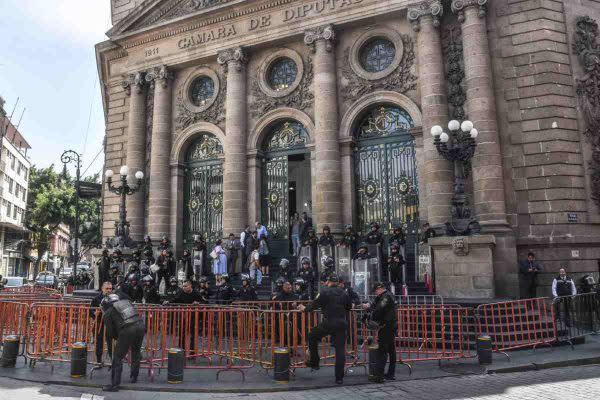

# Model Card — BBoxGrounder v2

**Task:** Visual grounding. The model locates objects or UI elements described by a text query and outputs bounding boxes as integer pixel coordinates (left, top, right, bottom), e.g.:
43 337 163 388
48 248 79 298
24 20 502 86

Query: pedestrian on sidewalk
519 252 542 298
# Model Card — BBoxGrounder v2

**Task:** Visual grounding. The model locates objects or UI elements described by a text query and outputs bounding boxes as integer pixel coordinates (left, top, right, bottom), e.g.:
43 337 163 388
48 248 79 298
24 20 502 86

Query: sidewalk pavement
1 336 599 393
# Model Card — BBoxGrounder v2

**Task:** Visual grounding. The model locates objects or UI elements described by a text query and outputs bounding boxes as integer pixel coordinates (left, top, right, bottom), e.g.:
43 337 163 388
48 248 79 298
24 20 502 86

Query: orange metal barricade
476 297 556 352
0 301 29 344
396 304 472 363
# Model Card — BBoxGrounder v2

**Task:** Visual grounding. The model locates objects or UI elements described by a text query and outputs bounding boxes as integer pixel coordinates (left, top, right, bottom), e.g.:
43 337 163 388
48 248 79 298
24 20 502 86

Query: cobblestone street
1 365 600 400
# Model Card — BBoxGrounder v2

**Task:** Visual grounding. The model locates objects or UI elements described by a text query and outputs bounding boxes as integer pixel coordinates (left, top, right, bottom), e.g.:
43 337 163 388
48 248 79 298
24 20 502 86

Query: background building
96 0 600 298
0 96 31 277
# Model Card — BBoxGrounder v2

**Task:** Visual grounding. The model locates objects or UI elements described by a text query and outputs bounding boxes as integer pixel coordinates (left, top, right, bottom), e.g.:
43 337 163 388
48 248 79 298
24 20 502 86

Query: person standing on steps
298 274 352 385
519 252 543 298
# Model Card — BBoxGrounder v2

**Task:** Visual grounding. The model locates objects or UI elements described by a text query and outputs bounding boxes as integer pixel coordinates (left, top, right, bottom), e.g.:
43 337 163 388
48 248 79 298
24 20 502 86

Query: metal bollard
273 347 290 383
167 348 184 383
477 336 493 365
71 342 87 377
0 335 19 368
368 344 384 383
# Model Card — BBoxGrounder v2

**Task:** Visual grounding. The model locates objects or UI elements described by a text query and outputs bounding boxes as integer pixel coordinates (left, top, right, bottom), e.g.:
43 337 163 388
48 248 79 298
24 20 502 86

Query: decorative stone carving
188 133 224 160
304 24 336 53
145 65 173 89
249 56 313 119
451 0 487 23
442 24 466 121
452 237 469 256
407 0 443 31
175 75 227 131
121 72 145 95
135 0 232 30
217 47 248 72
340 35 417 101
573 16 600 208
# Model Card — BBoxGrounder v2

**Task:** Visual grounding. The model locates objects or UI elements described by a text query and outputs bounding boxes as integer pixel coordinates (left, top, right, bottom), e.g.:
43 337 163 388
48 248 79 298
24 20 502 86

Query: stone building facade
96 0 600 298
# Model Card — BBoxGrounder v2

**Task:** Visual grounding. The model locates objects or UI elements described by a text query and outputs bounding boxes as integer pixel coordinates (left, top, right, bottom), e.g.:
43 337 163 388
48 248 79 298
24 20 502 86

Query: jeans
250 268 263 285
291 234 301 256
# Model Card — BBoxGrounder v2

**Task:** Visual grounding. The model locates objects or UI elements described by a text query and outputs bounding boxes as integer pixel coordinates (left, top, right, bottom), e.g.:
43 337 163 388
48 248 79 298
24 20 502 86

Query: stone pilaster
146 65 174 240
121 72 146 242
452 0 508 225
304 24 343 234
408 1 453 228
218 47 248 236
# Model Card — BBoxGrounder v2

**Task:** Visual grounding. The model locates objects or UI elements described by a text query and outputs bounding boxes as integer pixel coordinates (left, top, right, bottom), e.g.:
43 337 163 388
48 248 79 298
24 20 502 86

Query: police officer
297 257 315 299
141 275 161 304
552 267 577 327
387 245 405 294
96 249 111 287
278 258 294 283
126 261 140 276
164 276 182 304
340 225 359 255
339 278 361 306
108 263 122 287
118 273 143 303
141 235 153 255
216 274 235 304
237 274 257 301
365 222 384 246
318 225 336 248
388 226 405 248
155 249 170 290
90 281 114 364
197 276 212 302
363 282 397 382
180 249 193 281
320 255 336 283
354 244 370 260
158 235 171 252
298 274 352 384
294 278 310 301
272 276 286 299
275 281 297 302
101 294 145 392
131 249 142 265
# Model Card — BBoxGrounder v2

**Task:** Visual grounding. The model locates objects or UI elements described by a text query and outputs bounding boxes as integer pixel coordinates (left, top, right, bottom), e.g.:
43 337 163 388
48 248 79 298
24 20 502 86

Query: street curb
487 357 600 374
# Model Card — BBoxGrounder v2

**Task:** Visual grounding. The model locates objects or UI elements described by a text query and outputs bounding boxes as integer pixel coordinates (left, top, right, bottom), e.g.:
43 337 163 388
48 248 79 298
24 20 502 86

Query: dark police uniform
165 284 182 303
101 295 145 391
238 285 258 301
142 284 161 304
118 281 143 303
216 282 235 304
369 289 397 381
304 283 352 383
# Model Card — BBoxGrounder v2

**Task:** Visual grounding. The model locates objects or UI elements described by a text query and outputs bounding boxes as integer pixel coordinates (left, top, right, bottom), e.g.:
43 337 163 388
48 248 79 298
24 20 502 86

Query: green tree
25 165 102 275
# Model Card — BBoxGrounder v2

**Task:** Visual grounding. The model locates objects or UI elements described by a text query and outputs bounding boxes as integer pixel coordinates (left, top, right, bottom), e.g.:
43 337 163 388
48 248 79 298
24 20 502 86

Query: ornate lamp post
430 120 481 236
61 150 82 275
104 165 144 249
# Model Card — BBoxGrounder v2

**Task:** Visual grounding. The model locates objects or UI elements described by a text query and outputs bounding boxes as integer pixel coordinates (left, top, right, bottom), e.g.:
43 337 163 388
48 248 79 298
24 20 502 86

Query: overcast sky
0 0 111 178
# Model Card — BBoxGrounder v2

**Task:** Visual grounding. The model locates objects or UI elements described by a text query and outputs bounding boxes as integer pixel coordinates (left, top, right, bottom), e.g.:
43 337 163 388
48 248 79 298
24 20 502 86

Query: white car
4 276 26 288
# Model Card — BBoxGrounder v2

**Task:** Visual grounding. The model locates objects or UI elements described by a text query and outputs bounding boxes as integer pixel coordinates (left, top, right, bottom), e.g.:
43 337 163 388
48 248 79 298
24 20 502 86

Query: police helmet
100 293 120 311
294 278 306 290
141 275 154 286
370 222 380 230
390 243 400 251
345 225 353 231
327 273 340 283
127 261 139 271
241 274 250 283
127 273 139 284
169 276 178 286
358 243 368 251
221 273 230 283
279 258 290 269
276 277 285 287
322 225 331 232
301 257 310 265
140 264 150 276
109 263 120 272
321 255 334 268
198 276 208 284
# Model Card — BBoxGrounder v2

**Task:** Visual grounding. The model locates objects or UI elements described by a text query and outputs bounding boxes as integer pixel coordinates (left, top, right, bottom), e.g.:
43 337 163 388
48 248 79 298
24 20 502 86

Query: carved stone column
218 47 248 236
146 65 174 240
304 25 343 234
452 0 508 225
408 1 453 228
122 72 146 242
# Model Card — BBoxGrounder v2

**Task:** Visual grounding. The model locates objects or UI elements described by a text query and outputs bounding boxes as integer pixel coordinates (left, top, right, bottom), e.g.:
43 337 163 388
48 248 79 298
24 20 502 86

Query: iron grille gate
263 155 289 240
184 162 223 247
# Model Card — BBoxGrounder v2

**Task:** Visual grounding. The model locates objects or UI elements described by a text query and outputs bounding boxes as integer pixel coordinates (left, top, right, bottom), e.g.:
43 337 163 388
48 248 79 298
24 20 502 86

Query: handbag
210 249 218 259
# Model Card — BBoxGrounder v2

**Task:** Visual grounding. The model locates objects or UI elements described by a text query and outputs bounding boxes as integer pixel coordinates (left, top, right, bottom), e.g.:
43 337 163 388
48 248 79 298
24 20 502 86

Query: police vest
556 276 574 297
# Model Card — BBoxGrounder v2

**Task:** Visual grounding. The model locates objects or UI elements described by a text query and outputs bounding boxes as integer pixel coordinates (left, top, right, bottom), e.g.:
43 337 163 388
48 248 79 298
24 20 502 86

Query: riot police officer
298 274 352 384
272 276 286 299
339 278 361 306
365 222 384 246
97 249 111 287
101 294 145 392
388 226 406 248
297 257 315 298
197 276 212 302
108 263 122 287
141 235 153 255
180 249 193 281
318 225 336 248
340 225 359 255
363 282 397 382
238 274 258 301
126 261 140 276
164 276 182 304
155 249 171 290
216 274 235 304
354 244 371 260
320 255 336 283
387 245 405 294
294 278 310 301
158 235 171 252
118 273 143 303
141 275 161 304
275 281 297 302
278 258 294 283
131 249 142 265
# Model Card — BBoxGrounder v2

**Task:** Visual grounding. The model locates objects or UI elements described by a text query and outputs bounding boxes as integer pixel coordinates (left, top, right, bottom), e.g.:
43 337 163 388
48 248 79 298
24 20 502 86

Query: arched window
268 58 298 91
264 120 309 151
359 38 396 73
357 106 413 140
188 76 215 106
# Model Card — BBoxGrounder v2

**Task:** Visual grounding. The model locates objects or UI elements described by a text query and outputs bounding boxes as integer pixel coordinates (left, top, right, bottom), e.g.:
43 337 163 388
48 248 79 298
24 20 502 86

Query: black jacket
172 289 205 304
365 230 384 245
165 286 182 302
305 285 352 328
102 299 143 340
142 286 161 304
318 234 336 247
370 291 397 326
238 286 258 301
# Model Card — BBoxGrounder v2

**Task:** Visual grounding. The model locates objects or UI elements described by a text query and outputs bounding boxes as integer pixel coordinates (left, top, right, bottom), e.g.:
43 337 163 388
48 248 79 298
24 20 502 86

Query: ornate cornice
121 72 146 95
145 65 174 89
304 24 336 53
451 0 487 23
407 1 443 32
217 47 248 72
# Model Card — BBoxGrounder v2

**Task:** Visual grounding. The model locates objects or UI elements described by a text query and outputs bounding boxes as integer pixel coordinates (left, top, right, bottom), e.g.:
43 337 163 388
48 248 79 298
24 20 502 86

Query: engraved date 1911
145 47 159 57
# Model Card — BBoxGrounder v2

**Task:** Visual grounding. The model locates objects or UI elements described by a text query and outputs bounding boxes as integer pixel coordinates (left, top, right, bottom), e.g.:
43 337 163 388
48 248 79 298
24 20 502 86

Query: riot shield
352 257 382 299
335 245 352 284
317 245 334 269
366 244 382 263
192 249 204 278
417 243 432 282
176 260 186 284
297 245 313 270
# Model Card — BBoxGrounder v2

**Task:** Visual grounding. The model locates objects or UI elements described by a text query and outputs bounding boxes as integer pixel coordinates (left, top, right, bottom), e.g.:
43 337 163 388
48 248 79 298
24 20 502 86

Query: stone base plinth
429 235 496 299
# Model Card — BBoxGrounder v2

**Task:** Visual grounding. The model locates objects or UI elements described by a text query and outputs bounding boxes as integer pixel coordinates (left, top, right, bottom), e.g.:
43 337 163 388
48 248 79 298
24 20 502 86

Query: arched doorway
354 105 419 274
183 133 224 247
261 120 311 257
